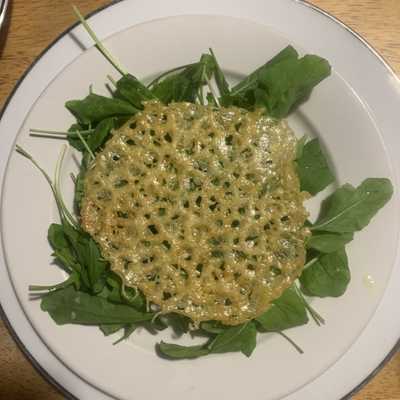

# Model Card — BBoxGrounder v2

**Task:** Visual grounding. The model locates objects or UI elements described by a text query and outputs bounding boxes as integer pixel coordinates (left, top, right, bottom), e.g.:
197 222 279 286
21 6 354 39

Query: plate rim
0 1 398 399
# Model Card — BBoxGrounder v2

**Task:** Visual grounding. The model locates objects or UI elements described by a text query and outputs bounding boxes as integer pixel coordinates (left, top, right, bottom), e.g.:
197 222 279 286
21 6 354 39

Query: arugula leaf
312 178 393 233
47 224 83 279
200 320 227 334
296 138 335 195
100 324 124 336
67 123 90 152
48 223 108 294
258 55 331 118
113 324 137 345
164 313 191 336
41 286 153 325
307 232 353 253
300 248 350 297
86 117 115 152
74 152 90 214
105 273 146 310
151 54 215 104
61 223 107 294
209 48 230 97
209 322 257 357
227 46 298 100
29 274 78 292
114 74 156 109
225 47 331 118
295 135 307 160
85 238 108 293
158 341 210 359
66 93 137 125
256 286 309 331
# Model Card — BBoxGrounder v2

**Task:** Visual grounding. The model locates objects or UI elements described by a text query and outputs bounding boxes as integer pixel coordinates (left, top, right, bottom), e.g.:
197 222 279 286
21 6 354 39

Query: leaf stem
107 75 117 87
54 145 79 228
30 128 93 136
29 275 75 292
303 257 318 270
294 283 325 326
206 77 220 107
76 131 95 161
311 198 365 231
15 145 78 228
277 331 304 354
72 5 128 76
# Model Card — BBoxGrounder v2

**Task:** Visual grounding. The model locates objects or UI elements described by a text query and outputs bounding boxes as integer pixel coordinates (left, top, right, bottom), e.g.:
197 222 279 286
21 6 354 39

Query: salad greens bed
18 8 393 359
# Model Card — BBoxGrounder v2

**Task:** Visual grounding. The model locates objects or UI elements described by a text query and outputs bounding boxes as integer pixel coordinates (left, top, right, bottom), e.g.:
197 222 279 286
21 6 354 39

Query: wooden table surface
0 0 399 399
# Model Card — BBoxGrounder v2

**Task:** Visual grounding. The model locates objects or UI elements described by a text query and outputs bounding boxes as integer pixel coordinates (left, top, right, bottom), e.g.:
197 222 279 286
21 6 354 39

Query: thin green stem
55 145 79 228
107 75 117 87
29 134 68 141
76 131 95 161
29 275 75 292
206 77 220 107
311 198 364 231
197 87 205 106
303 257 318 270
294 283 325 326
72 5 127 76
16 145 63 216
277 331 304 354
30 128 93 136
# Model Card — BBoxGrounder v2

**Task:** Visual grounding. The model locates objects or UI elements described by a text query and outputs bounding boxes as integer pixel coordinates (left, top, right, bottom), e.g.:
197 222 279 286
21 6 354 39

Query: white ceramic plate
1 1 400 399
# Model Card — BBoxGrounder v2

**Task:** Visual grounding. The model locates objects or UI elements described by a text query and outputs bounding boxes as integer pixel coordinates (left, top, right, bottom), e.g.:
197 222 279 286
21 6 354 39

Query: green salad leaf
164 313 191 336
312 178 393 233
224 46 331 118
86 117 115 152
307 232 353 253
300 248 350 297
113 324 137 345
66 93 137 125
48 223 85 281
296 138 335 195
100 324 124 336
115 74 156 109
200 320 227 334
73 152 91 213
256 286 309 331
62 223 108 294
41 286 154 325
158 341 211 359
209 48 230 97
66 123 90 152
225 45 298 104
209 321 257 357
151 54 215 104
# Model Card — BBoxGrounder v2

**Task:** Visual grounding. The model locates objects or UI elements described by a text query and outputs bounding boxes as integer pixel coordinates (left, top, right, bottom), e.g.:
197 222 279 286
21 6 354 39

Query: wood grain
0 1 399 399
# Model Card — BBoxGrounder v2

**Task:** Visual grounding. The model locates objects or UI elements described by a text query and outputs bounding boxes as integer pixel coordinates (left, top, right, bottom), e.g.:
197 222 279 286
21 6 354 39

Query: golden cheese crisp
81 101 310 325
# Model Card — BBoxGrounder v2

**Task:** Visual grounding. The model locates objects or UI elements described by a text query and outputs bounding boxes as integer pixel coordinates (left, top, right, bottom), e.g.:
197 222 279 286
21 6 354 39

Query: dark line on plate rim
0 1 398 399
